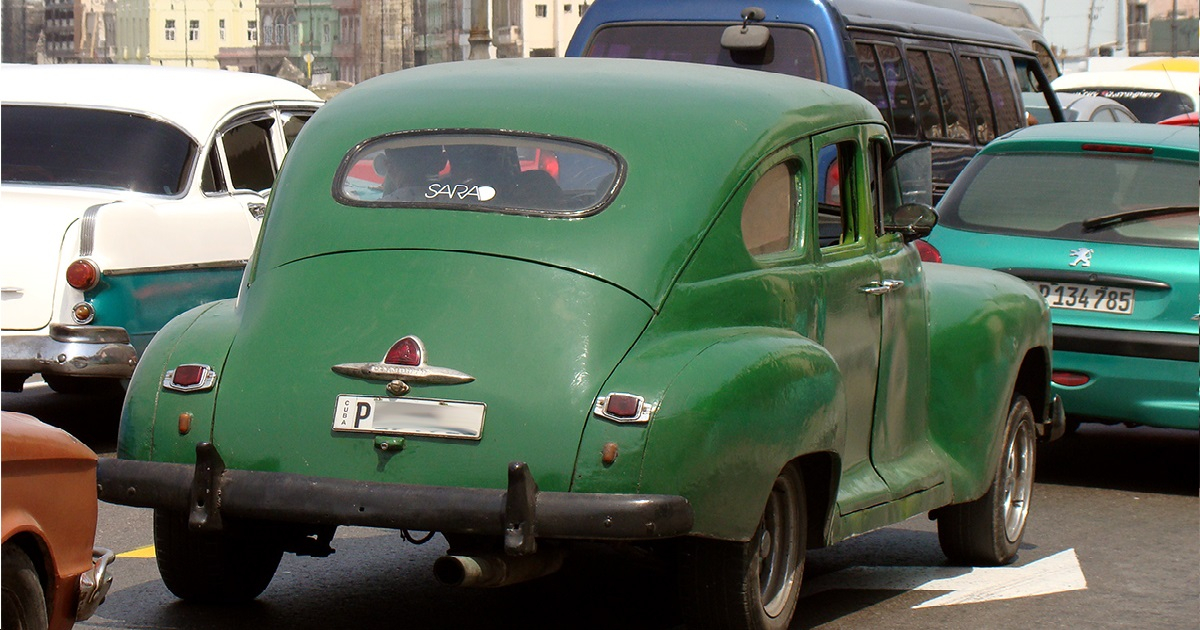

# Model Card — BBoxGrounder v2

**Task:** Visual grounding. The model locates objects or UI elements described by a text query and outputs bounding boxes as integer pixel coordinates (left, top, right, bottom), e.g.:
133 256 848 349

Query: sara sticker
426 184 497 202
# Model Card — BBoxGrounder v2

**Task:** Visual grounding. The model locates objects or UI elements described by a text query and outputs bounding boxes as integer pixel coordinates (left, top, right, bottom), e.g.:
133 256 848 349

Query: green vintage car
98 58 1062 630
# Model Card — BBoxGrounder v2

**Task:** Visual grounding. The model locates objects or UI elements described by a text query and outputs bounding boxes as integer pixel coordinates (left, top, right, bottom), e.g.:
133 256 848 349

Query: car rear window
1 105 196 195
938 152 1199 248
583 24 823 81
337 132 624 217
1056 88 1194 123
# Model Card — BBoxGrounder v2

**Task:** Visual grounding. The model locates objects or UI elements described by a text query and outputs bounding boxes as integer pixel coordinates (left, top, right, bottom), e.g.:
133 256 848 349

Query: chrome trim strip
103 259 249 277
331 362 475 384
79 203 108 256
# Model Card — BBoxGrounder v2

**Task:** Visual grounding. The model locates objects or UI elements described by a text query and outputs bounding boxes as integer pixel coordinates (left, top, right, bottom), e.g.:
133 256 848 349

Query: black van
566 0 1064 200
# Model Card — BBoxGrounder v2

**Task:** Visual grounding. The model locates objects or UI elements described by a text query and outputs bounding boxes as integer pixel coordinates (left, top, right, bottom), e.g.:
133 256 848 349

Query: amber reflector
65 259 99 291
172 365 208 388
1052 371 1090 387
385 337 422 366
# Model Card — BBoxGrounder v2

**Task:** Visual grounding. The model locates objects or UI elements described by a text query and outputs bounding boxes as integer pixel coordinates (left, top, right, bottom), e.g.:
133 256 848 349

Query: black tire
154 510 284 603
43 374 125 397
938 395 1037 566
2 544 49 630
678 465 807 630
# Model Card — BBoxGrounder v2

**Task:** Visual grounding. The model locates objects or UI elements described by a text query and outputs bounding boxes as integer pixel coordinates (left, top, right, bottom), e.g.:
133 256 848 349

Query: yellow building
114 0 259 67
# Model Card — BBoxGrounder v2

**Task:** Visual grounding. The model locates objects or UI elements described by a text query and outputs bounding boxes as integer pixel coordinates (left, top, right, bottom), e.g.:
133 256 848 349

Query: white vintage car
1 64 322 394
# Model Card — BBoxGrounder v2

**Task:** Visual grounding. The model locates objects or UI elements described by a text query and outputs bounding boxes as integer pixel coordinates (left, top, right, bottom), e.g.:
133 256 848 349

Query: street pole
1084 0 1099 56
468 0 491 60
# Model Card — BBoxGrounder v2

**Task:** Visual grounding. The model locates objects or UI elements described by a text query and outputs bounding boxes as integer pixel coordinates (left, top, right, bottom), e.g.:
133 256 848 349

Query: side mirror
883 203 938 242
885 142 933 208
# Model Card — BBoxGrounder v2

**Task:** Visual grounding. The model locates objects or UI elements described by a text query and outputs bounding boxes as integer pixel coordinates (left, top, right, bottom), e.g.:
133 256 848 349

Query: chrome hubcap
1002 417 1036 541
756 472 802 618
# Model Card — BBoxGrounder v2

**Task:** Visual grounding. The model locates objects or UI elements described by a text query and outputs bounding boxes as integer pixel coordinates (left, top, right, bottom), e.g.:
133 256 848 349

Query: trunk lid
211 250 653 491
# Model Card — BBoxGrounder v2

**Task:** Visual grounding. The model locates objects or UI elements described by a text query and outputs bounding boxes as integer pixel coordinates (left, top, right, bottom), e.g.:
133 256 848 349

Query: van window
906 50 945 140
960 56 997 143
982 57 1021 135
874 44 918 138
927 51 971 141
584 24 822 80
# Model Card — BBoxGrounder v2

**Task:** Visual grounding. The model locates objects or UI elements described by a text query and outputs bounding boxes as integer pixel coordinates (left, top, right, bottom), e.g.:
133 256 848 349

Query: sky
1014 0 1197 58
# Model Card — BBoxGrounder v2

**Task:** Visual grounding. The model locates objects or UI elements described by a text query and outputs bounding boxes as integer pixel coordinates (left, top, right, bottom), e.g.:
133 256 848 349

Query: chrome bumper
76 546 114 621
1 324 137 378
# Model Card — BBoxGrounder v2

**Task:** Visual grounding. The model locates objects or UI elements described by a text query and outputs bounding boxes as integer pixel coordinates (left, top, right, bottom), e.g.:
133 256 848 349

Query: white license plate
333 395 486 440
1031 282 1135 315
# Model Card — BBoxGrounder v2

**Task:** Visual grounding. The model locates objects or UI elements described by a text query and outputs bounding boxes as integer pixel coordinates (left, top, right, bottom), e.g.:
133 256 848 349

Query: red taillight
1081 143 1153 155
172 365 208 388
384 337 423 366
65 259 100 291
1052 371 1090 387
824 161 841 204
914 239 942 263
163 363 216 392
605 394 643 419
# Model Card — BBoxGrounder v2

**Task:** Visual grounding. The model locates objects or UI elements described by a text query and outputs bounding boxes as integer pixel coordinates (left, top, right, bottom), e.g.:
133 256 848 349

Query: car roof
829 0 1029 49
1 64 322 138
569 0 1030 50
983 122 1199 161
262 57 883 304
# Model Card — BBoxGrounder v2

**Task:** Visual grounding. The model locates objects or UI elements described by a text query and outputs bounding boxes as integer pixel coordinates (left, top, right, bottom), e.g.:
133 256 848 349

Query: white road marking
803 548 1088 608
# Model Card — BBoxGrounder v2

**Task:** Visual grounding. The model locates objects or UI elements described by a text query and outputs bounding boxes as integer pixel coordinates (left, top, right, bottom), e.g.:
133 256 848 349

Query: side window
905 50 944 139
1112 108 1137 123
816 141 860 249
982 58 1021 135
221 117 277 191
867 139 891 236
875 44 917 138
741 161 798 256
928 51 971 141
281 111 313 148
200 146 225 193
961 56 998 144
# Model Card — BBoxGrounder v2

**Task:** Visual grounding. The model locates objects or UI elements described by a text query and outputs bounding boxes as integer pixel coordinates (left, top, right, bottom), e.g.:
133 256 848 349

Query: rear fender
117 299 239 462
575 328 843 541
924 264 1052 501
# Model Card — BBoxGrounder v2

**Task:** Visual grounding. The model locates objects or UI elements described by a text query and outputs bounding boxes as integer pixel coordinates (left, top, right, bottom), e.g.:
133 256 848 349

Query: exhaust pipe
433 550 565 588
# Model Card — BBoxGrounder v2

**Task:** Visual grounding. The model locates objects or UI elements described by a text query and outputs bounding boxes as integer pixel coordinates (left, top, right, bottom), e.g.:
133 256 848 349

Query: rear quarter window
337 132 624 217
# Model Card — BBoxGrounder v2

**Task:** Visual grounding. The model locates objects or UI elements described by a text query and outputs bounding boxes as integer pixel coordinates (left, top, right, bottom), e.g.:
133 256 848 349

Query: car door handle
860 280 904 295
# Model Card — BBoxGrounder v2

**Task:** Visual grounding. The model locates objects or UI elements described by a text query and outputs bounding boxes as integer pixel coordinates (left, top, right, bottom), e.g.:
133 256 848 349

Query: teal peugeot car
927 123 1198 431
98 58 1061 630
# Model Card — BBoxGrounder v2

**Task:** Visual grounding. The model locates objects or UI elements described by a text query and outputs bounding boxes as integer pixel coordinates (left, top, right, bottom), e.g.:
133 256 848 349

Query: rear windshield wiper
1080 205 1198 232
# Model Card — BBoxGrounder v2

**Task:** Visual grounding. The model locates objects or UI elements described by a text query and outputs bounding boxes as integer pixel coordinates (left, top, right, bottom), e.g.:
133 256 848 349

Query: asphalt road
3 382 1197 629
